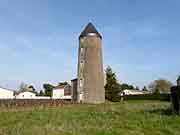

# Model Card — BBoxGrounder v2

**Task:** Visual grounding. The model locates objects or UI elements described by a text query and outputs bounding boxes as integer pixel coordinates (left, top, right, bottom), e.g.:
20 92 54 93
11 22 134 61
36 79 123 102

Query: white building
52 84 71 99
34 96 51 99
121 89 145 96
0 87 14 99
15 91 36 99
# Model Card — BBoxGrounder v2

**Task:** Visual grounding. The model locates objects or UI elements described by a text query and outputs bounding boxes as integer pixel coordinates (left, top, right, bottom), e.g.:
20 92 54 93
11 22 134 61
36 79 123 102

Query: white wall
52 89 71 99
0 88 14 99
34 96 51 99
123 89 144 95
16 91 36 99
52 89 64 99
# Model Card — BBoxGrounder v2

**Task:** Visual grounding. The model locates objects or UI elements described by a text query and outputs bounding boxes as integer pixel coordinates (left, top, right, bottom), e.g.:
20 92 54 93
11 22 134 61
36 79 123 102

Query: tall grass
0 100 179 135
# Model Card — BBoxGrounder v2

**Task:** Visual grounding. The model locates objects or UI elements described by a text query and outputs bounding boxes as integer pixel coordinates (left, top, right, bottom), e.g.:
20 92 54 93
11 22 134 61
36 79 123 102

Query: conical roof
79 23 102 39
177 75 180 81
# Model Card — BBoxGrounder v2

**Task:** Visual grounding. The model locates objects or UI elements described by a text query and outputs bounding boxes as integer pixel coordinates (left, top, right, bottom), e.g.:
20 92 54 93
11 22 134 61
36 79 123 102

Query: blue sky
0 0 180 90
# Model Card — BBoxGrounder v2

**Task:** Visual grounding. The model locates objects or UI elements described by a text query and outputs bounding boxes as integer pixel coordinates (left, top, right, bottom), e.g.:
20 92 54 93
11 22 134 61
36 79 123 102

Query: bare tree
149 79 173 93
19 82 31 92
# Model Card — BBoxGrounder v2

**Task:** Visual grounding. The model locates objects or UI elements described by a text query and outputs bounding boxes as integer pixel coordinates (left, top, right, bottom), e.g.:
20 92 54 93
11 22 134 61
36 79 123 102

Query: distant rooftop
0 86 15 92
79 23 102 39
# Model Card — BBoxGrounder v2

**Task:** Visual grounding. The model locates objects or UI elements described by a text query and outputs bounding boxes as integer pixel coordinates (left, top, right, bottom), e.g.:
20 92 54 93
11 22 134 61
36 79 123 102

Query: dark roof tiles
79 23 102 39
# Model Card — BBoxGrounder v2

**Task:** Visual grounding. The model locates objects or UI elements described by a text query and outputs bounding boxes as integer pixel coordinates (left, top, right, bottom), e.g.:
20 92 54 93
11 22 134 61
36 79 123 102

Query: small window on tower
79 79 83 88
80 48 84 57
80 62 84 68
80 63 84 74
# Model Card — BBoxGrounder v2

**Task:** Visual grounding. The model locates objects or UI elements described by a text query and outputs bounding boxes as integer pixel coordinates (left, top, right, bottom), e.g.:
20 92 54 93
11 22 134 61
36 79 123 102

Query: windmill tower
77 23 105 104
177 75 180 86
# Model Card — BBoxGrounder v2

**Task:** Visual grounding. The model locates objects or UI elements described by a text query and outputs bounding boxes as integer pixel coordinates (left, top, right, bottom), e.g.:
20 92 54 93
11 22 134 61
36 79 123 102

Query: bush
124 94 170 101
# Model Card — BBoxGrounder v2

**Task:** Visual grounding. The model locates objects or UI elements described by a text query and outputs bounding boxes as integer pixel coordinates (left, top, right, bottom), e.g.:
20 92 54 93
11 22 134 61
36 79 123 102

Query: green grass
0 100 180 135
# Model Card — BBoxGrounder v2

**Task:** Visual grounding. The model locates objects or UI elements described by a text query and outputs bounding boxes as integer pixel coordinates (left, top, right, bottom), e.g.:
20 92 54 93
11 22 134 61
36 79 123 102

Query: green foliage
43 84 54 96
124 94 170 101
105 66 121 102
28 85 36 92
58 82 69 86
135 86 140 90
142 86 148 91
154 88 160 95
36 90 44 96
39 90 44 96
121 83 134 90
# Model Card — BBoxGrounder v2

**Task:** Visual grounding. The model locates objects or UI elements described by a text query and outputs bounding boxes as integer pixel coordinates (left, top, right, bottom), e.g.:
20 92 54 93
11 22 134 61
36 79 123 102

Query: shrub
124 94 170 101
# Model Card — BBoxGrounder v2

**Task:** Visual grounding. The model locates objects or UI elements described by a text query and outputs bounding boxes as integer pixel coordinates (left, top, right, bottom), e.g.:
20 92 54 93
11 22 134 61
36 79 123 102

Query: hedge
123 94 170 101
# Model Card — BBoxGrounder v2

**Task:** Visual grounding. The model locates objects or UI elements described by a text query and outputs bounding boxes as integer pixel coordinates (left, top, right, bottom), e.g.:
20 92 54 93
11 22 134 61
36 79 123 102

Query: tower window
80 48 84 57
79 79 83 88
80 62 84 68
80 63 84 74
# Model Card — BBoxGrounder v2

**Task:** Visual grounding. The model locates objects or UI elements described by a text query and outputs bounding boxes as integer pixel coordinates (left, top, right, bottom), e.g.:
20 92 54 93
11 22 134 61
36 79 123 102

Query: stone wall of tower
77 35 105 104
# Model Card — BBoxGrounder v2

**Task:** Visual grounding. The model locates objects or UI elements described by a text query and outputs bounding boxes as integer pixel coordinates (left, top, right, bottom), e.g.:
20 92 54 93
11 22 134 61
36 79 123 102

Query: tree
39 90 44 96
149 79 173 94
142 86 148 91
43 84 54 96
121 83 135 90
58 82 68 86
28 85 36 92
19 82 30 92
105 66 121 102
135 86 140 90
154 88 160 95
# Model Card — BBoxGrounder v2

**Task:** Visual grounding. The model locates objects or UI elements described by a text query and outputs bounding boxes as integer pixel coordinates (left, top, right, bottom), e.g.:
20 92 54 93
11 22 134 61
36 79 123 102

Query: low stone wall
0 99 75 108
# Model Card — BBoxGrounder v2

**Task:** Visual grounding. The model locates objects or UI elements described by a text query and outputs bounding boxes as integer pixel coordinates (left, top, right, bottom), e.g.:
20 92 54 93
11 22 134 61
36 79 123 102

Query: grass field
0 100 180 135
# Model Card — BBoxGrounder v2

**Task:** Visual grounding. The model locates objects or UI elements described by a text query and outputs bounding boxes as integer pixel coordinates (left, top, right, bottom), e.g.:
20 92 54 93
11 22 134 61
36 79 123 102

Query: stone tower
77 23 105 104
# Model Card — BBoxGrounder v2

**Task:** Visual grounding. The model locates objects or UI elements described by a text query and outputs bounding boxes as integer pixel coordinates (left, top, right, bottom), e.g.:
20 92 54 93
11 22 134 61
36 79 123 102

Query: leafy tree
105 66 121 102
121 83 135 90
43 84 54 96
38 90 44 96
142 86 148 91
128 85 134 90
28 85 36 92
135 86 140 90
149 79 172 93
154 88 160 95
58 82 68 86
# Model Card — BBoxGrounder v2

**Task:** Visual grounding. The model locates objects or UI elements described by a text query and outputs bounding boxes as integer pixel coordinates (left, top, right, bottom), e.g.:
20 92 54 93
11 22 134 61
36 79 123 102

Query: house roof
54 84 71 90
123 89 144 93
15 91 36 95
54 85 65 89
79 23 102 39
0 86 15 92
